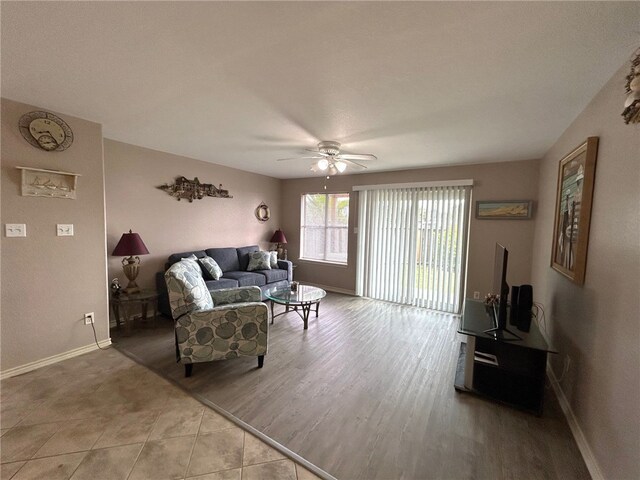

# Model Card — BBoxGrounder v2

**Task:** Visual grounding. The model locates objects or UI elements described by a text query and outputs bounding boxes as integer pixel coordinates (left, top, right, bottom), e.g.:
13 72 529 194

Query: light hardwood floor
115 293 590 480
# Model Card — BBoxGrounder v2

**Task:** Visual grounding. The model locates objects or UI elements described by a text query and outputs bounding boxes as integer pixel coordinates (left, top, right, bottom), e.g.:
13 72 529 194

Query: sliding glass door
355 183 471 313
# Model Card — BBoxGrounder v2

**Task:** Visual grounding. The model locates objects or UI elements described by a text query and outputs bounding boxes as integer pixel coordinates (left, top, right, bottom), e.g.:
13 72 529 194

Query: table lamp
270 229 288 260
112 229 149 293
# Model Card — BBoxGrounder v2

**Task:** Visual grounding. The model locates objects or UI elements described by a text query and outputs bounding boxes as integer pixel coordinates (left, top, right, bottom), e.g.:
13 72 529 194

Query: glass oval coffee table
265 285 326 330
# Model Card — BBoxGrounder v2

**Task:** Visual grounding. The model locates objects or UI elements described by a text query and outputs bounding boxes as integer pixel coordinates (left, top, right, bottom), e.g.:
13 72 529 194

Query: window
300 193 349 264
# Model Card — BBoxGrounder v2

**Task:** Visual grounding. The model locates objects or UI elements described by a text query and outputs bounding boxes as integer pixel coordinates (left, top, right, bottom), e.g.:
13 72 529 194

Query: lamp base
275 243 287 260
122 256 141 294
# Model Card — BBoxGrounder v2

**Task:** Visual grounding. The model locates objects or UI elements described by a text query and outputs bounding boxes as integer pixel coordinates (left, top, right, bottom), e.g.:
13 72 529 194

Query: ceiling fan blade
337 153 377 161
277 156 324 162
305 149 329 156
340 158 368 169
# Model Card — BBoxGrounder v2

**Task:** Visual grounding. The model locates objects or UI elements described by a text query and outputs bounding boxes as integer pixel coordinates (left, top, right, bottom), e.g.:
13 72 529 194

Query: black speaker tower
510 284 533 332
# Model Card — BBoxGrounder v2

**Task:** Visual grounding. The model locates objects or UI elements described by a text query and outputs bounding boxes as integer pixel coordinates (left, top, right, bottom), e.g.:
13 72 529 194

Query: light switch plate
5 224 26 237
57 224 74 236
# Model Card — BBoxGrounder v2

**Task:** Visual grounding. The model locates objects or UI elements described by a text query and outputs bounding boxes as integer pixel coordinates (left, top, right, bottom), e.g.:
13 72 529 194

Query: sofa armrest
210 286 262 305
156 271 172 318
277 260 293 282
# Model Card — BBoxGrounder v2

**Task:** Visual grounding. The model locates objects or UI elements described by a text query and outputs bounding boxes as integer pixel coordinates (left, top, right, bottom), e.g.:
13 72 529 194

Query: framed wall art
550 137 599 285
475 200 532 219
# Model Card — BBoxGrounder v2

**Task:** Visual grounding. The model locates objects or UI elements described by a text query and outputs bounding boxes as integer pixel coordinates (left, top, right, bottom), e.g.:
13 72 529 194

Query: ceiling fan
277 141 377 174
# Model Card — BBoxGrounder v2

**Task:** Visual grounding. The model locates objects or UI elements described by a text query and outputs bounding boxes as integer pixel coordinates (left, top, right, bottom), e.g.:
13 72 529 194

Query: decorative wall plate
19 111 74 151
255 202 271 222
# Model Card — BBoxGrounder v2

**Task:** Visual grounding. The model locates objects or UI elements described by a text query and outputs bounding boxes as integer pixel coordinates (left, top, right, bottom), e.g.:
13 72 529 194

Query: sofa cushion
254 268 288 283
222 271 266 287
269 251 278 268
247 251 272 272
199 256 223 280
237 245 259 271
204 278 239 290
205 248 240 272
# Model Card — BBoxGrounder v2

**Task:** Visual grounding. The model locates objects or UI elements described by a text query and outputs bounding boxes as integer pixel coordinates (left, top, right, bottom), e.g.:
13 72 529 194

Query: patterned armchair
164 259 269 377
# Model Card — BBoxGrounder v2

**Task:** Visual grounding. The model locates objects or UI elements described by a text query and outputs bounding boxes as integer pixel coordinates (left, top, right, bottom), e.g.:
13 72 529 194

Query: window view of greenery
301 193 349 263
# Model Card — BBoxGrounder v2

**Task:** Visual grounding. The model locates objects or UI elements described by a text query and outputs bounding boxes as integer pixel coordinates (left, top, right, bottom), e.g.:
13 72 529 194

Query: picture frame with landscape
475 200 532 219
550 137 598 285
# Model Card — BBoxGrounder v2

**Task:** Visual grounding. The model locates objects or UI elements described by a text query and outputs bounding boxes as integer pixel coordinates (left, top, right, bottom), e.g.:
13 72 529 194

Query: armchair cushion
205 278 239 291
165 260 214 318
211 286 262 305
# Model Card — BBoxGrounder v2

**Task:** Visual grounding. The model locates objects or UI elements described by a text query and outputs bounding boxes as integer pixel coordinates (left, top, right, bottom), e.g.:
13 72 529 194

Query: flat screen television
484 243 521 340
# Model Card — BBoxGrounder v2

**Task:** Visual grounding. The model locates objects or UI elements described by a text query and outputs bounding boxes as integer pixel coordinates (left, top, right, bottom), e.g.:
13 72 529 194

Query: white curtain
355 183 471 314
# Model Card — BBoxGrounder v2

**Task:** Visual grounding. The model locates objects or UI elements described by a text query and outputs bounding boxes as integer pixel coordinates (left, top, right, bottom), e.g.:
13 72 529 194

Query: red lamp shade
112 230 149 256
270 229 287 244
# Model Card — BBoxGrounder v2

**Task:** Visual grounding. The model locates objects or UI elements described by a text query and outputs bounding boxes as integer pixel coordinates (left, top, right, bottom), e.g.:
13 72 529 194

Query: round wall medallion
255 202 271 222
19 111 74 152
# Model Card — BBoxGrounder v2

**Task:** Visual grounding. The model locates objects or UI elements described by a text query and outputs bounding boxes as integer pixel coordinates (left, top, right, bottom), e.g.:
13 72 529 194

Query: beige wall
1 98 109 371
281 159 539 297
104 140 282 292
530 64 639 479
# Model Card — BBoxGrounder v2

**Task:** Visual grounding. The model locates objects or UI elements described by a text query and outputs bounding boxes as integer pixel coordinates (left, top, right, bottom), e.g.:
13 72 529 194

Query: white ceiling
2 2 638 179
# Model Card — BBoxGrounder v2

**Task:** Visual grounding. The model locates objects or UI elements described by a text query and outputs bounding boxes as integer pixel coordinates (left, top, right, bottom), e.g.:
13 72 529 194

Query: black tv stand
455 299 557 415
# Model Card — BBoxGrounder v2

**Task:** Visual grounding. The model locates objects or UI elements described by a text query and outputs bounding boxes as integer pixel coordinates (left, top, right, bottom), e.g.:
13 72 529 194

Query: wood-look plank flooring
114 293 590 480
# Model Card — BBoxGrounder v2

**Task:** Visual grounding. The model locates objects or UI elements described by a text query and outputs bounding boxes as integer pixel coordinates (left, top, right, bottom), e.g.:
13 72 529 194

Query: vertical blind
355 183 471 314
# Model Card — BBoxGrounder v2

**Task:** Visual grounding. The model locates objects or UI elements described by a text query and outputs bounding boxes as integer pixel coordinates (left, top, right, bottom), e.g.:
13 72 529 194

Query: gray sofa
157 245 292 318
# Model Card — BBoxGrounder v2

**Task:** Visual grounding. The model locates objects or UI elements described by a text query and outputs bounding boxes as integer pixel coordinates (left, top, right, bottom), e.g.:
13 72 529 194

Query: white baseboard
547 364 604 480
303 282 356 296
0 339 112 380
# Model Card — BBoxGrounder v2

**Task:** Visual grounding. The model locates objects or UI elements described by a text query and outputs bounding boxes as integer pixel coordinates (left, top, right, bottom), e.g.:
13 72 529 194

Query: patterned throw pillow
247 251 272 271
199 256 223 280
269 251 278 268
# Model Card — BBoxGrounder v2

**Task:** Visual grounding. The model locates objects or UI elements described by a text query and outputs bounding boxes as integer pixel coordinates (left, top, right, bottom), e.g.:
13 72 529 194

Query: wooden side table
110 290 159 336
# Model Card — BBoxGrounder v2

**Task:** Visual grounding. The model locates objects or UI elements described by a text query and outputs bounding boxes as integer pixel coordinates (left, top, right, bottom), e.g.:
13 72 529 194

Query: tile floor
0 348 321 480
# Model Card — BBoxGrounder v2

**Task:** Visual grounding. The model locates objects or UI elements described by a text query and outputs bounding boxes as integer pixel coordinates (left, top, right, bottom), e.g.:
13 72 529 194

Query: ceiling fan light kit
277 140 377 176
317 158 329 170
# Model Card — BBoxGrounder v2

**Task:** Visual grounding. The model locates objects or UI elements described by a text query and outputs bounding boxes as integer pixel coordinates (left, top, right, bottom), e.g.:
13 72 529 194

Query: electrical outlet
84 312 95 325
473 291 480 299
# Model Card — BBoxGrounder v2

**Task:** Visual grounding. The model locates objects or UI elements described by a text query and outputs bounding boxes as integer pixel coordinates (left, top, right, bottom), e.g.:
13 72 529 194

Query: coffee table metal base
270 301 320 330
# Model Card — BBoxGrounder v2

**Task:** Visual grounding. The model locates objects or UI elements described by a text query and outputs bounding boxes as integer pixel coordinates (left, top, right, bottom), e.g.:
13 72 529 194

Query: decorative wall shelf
16 166 81 199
